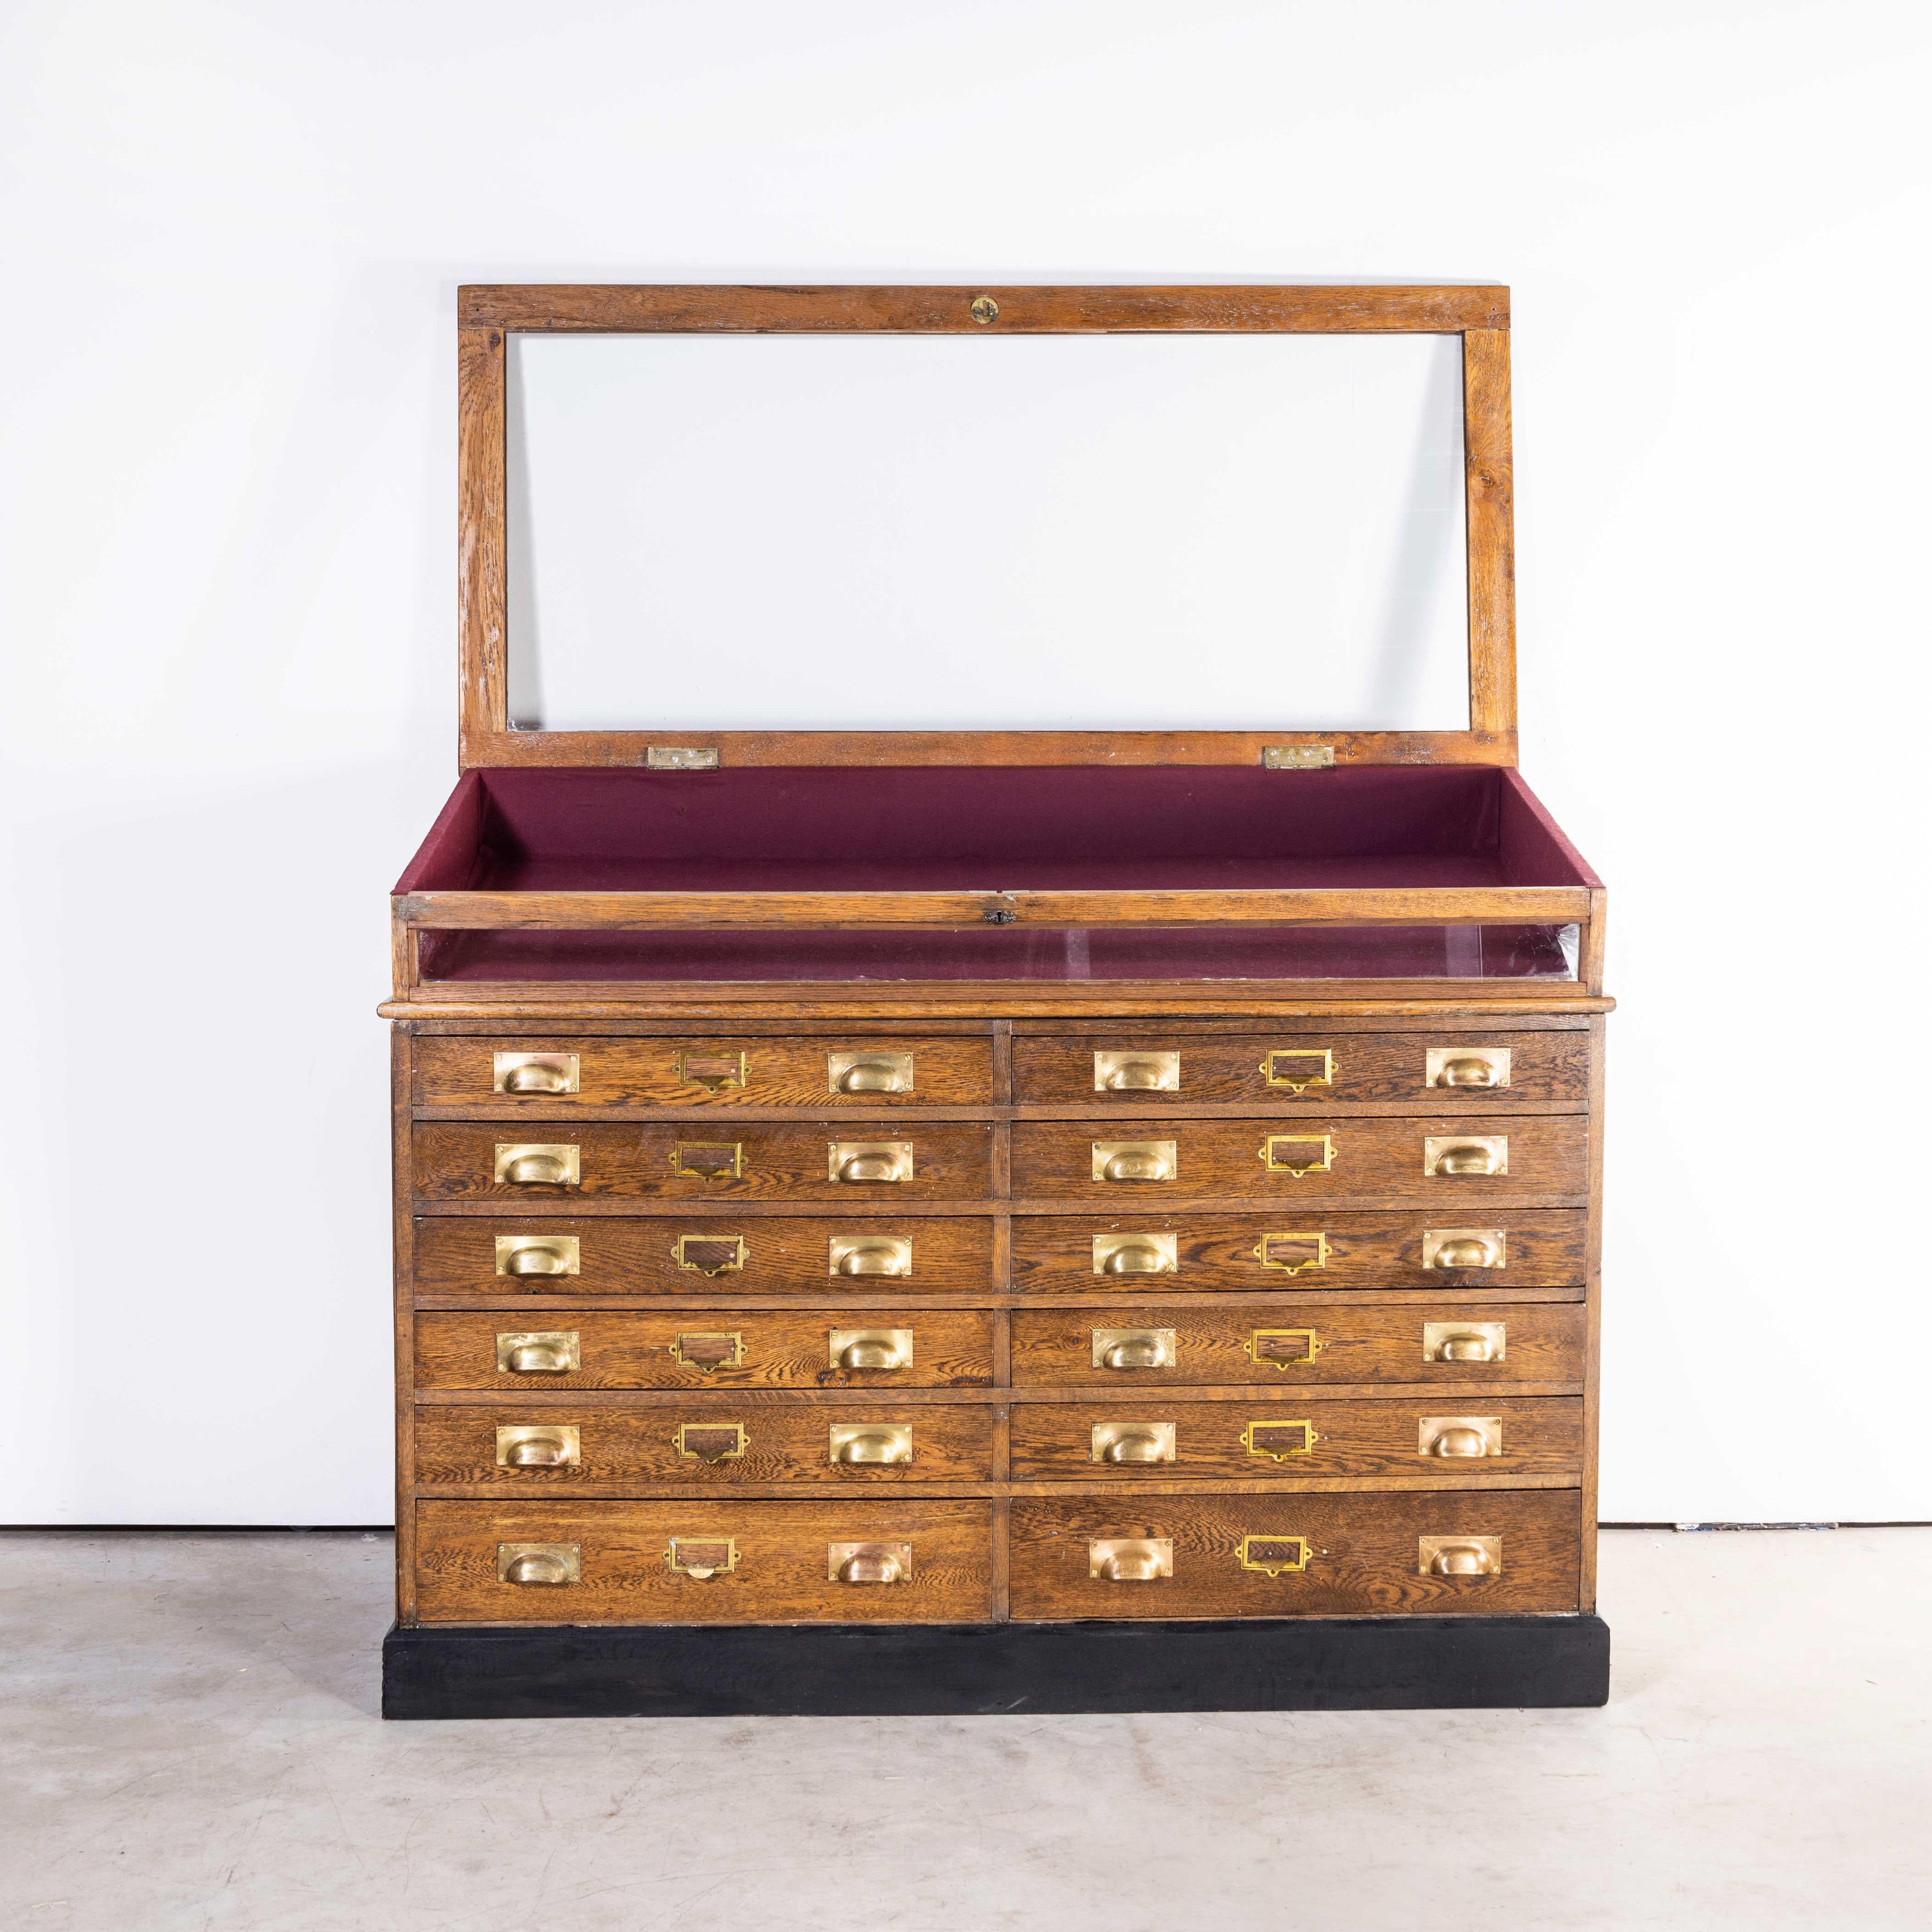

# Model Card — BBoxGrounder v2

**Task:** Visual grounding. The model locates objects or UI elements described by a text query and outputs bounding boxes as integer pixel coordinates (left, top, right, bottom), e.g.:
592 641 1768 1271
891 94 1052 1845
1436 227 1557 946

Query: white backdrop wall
1 0 1926 1524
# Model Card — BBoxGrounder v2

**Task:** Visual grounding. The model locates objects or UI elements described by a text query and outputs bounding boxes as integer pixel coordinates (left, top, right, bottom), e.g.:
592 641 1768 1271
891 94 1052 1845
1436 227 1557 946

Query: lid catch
646 746 720 770
1263 745 1335 770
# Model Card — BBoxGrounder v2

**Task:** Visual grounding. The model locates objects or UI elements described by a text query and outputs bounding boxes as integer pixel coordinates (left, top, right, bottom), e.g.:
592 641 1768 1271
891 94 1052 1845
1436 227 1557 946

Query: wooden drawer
416 1401 999 1487
1012 1211 1586 1292
1014 1030 1587 1106
1009 1117 1587 1199
411 1122 995 1201
1011 1301 1585 1387
1007 1490 1582 1620
414 1035 993 1108
1010 1395 1582 1480
415 1308 995 1390
414 1215 997 1297
415 1498 994 1623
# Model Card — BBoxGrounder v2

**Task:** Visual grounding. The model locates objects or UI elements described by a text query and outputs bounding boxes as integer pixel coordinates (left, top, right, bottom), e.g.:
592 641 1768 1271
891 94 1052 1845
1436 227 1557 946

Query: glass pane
505 332 1469 733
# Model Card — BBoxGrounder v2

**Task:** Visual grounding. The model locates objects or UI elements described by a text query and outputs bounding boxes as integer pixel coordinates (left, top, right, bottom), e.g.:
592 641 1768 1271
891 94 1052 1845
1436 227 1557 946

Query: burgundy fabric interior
395 765 1597 895
396 765 1594 983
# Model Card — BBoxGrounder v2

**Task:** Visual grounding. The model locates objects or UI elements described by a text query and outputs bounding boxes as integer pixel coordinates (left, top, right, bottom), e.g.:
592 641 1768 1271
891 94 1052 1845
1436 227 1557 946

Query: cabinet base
382 1614 1610 1719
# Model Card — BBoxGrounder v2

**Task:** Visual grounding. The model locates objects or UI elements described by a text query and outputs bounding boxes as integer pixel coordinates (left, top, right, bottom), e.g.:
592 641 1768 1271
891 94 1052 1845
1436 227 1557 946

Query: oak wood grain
415 1497 994 1623
1006 1489 1579 1620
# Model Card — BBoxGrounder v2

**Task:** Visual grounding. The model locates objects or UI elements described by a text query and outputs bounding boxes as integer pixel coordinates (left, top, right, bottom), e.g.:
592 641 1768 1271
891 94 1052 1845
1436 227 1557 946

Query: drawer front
414 1035 994 1108
416 1498 993 1623
1012 1211 1585 1292
416 1402 999 1487
1015 1030 1588 1106
1008 1490 1581 1619
1011 1396 1582 1479
1011 1301 1584 1387
412 1122 996 1201
415 1308 995 1390
1009 1117 1587 1199
415 1215 997 1297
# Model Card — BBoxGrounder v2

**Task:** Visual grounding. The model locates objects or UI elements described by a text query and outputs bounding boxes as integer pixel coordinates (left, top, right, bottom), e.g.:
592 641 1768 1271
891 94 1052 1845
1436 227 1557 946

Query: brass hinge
646 746 720 770
1263 746 1335 770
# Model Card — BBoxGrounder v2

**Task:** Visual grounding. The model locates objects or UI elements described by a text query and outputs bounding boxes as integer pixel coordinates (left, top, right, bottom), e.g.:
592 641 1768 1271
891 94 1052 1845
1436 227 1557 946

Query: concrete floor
3 1530 1927 1932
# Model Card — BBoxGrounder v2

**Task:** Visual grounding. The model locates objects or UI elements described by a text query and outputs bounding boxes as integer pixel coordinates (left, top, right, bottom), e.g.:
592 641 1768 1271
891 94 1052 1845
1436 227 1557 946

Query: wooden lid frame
456 284 1517 771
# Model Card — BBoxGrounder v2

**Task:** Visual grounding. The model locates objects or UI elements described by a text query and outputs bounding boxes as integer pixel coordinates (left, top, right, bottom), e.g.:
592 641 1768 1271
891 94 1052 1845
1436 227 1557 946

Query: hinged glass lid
457 285 1516 768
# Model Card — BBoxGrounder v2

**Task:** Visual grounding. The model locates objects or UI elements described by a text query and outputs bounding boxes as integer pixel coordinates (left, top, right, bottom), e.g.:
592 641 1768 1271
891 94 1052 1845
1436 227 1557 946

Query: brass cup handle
1089 1538 1173 1582
830 1541 911 1584
497 1426 578 1467
502 1152 573 1185
498 1542 580 1586
1437 1055 1501 1088
1425 1539 1500 1578
503 1062 571 1093
1427 1234 1503 1270
1100 1149 1173 1183
833 1240 912 1278
835 1057 912 1094
499 1336 578 1373
1102 1338 1166 1370
1094 1425 1174 1464
831 1427 913 1466
1426 1137 1507 1177
499 1240 576 1278
831 1329 913 1372
1105 1059 1170 1090
1427 1425 1492 1458
1102 1243 1171 1276
1431 1330 1500 1362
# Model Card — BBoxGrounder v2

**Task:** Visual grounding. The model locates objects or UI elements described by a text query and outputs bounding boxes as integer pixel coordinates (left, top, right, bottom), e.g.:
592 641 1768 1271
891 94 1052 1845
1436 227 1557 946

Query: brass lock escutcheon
497 1541 580 1586
1092 1140 1176 1184
1420 1416 1503 1459
668 1330 745 1373
494 1424 580 1468
1092 1232 1178 1277
1259 1048 1334 1093
829 1234 913 1279
1245 1328 1321 1371
664 1537 738 1581
830 1328 913 1372
1091 1421 1176 1465
828 1050 913 1095
1420 1535 1502 1578
495 1330 580 1374
829 1541 912 1583
1422 1228 1507 1271
1425 1046 1512 1091
1089 1538 1172 1582
1094 1050 1180 1093
969 294 1000 325
829 1141 913 1184
1424 1321 1506 1363
670 1141 744 1181
671 1234 749 1278
493 1143 581 1187
1252 1230 1328 1274
1238 1534 1313 1577
1240 1419 1317 1462
829 1423 914 1467
672 1422 748 1464
493 1051 580 1095
1258 1135 1334 1177
1092 1327 1177 1371
676 1050 746 1093
1424 1135 1508 1177
494 1234 580 1278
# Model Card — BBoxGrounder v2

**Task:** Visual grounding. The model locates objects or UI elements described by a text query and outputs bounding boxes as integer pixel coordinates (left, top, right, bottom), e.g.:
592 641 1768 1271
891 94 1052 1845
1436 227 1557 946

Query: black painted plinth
382 1615 1609 1719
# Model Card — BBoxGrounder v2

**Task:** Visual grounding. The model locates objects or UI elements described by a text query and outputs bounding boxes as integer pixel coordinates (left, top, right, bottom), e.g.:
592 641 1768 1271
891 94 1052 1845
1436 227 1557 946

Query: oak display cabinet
382 283 1610 1717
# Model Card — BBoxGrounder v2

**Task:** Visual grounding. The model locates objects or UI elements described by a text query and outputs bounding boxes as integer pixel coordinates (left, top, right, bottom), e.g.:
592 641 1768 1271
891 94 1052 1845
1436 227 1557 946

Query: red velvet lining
394 765 1594 895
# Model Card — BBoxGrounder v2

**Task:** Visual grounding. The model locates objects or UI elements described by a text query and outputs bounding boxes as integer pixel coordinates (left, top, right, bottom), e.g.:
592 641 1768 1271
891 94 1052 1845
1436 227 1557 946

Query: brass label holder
675 1050 746 1092
1240 1419 1317 1462
1238 1535 1313 1577
1245 1328 1321 1371
1258 1135 1335 1177
671 1234 749 1277
664 1537 738 1580
672 1422 749 1463
1252 1231 1329 1273
668 1330 745 1373
670 1141 745 1181
1258 1048 1335 1092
